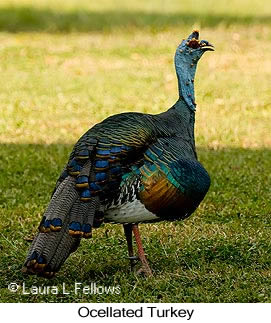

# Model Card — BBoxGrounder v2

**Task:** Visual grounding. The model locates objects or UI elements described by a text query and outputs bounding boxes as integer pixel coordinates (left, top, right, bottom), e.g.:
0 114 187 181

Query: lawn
0 0 271 302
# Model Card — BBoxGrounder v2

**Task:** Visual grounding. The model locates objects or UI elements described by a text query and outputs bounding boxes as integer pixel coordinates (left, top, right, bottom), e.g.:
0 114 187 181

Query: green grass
0 0 271 303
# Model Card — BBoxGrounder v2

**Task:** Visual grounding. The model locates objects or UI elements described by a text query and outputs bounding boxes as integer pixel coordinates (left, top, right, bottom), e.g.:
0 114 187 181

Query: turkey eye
187 38 200 49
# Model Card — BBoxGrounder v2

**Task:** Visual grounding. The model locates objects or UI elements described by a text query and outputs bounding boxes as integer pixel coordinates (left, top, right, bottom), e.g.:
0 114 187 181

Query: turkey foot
123 224 152 276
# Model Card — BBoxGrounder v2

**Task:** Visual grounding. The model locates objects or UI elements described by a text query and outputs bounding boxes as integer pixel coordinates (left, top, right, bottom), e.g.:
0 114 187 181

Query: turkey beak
201 42 215 52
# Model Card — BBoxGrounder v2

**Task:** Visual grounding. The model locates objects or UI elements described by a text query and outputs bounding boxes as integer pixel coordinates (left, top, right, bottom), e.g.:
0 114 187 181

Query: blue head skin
175 30 214 111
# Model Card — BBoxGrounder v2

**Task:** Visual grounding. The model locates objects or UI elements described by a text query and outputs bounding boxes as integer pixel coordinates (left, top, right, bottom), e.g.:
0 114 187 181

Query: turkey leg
123 224 138 270
132 224 152 276
123 224 152 276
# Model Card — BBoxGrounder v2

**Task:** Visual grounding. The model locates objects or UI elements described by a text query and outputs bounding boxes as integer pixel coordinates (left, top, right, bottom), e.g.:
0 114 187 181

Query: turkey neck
153 99 196 153
173 99 196 146
174 46 199 112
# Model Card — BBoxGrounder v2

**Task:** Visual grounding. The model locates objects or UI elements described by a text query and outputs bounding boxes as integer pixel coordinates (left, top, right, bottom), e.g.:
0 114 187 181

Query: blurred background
0 0 270 147
0 0 271 303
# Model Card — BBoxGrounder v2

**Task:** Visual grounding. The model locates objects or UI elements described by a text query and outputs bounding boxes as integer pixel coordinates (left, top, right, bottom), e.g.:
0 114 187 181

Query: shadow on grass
0 7 270 32
0 143 271 302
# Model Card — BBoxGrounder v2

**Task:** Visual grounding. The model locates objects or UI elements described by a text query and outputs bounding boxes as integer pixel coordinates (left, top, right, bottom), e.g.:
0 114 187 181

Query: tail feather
47 229 80 274
39 177 78 233
23 175 100 277
23 222 80 278
68 199 89 237
82 197 100 237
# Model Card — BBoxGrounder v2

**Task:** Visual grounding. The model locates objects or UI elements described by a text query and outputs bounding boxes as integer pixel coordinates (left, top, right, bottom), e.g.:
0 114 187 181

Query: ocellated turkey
23 30 214 277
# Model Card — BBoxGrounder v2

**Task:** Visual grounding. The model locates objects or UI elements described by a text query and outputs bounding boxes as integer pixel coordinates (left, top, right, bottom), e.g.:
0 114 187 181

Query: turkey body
102 110 210 224
66 106 210 225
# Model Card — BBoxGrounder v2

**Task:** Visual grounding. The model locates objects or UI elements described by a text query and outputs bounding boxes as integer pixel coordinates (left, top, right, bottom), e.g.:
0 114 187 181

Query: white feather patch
104 199 159 223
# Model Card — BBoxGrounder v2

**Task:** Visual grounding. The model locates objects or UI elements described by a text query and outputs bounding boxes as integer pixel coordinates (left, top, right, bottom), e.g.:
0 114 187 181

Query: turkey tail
22 175 99 277
22 221 80 278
